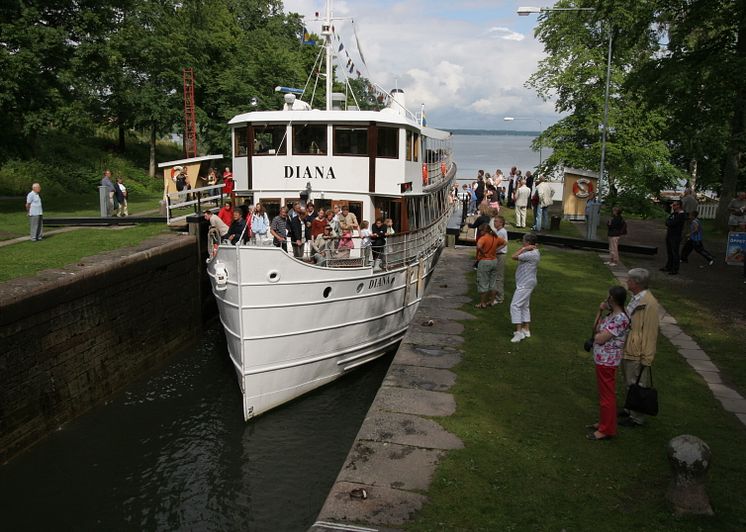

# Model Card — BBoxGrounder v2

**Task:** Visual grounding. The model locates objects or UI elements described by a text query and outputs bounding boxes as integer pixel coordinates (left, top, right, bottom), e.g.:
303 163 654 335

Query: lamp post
518 5 612 202
503 116 543 168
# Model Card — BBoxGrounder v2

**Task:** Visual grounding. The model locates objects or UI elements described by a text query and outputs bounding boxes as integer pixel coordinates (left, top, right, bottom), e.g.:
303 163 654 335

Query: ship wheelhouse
227 109 454 233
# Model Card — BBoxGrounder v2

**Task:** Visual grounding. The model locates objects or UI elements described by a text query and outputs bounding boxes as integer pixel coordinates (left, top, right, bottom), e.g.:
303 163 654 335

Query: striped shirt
515 249 540 288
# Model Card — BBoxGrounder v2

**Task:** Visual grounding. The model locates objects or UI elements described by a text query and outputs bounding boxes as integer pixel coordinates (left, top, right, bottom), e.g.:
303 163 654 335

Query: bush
0 131 174 196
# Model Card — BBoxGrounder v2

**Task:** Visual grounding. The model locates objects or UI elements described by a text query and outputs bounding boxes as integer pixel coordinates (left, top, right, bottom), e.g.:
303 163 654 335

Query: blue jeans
533 206 546 231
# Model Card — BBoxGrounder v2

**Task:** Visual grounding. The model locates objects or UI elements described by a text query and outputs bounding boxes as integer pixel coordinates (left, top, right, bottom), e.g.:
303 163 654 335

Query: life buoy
573 178 594 198
422 163 429 185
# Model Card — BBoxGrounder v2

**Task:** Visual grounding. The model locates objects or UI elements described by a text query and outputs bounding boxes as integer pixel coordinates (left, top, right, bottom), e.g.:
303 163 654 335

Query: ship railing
229 206 453 270
166 183 226 225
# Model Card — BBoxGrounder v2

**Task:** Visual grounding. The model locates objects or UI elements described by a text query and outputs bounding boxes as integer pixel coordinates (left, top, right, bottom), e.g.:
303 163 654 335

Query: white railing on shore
697 203 718 220
167 183 226 224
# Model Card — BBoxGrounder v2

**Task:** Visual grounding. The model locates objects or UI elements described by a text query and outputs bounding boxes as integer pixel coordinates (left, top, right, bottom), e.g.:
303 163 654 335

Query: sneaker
522 330 531 338
618 417 642 428
510 331 525 343
708 260 714 266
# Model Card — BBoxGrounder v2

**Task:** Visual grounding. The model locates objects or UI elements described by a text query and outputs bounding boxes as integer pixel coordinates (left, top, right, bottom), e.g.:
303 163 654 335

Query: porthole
356 283 364 294
267 270 280 283
323 286 332 298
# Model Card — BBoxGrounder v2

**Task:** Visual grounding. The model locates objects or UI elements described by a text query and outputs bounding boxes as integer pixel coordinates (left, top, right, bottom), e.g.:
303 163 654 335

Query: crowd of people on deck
204 197 396 268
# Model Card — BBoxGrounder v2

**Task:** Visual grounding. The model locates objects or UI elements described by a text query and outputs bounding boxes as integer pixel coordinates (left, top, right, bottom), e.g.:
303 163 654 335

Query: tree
527 1 684 204
630 0 746 227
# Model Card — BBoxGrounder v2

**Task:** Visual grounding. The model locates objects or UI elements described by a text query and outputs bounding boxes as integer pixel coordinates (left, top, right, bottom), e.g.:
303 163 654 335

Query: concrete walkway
603 256 746 427
310 247 471 532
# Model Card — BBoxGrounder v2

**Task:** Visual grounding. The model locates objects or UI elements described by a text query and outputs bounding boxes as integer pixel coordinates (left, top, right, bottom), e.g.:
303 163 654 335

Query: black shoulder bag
624 365 659 416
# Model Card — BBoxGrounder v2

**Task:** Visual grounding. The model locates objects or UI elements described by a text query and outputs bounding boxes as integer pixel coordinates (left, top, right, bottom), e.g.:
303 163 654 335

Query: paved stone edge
310 247 469 531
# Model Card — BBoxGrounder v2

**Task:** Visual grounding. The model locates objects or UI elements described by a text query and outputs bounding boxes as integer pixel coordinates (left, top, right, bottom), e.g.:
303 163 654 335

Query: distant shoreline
448 129 539 136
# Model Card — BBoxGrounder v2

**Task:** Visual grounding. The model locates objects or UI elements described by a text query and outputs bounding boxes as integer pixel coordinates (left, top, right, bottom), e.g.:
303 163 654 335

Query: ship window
293 124 327 155
234 126 249 157
406 130 419 161
253 124 287 155
377 127 399 158
333 126 368 156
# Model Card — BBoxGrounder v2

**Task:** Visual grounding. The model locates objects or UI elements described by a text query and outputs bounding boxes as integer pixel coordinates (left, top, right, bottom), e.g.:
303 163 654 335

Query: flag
302 27 315 45
356 69 361 78
338 43 344 52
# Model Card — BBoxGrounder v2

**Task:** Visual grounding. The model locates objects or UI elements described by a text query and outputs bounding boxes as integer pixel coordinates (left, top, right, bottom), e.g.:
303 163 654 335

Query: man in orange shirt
475 224 506 308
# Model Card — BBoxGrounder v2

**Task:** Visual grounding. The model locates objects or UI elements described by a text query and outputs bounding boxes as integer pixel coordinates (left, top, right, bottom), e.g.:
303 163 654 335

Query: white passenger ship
206 2 456 420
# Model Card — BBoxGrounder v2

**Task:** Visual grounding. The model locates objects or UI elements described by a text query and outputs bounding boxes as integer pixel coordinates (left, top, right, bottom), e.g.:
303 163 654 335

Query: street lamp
503 116 543 167
518 5 612 204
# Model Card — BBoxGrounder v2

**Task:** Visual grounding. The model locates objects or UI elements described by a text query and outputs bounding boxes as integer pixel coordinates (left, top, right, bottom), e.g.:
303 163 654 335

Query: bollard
666 434 714 516
98 186 109 217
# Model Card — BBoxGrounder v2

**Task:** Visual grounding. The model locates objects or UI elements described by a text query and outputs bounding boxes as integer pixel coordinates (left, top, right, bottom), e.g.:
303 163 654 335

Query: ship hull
207 238 443 420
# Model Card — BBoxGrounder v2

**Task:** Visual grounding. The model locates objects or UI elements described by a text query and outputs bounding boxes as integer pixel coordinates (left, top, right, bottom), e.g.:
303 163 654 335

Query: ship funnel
389 88 407 117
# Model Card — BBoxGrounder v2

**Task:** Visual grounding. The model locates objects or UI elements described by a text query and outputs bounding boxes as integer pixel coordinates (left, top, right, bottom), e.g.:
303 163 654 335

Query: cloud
281 0 557 130
488 26 525 41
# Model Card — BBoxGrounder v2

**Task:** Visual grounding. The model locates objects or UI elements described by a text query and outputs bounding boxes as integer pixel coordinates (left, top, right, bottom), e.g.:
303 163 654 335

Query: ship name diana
284 166 337 179
369 275 395 289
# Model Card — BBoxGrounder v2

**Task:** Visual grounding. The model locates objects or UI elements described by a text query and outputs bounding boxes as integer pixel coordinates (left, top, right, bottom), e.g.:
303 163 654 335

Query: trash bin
550 215 561 230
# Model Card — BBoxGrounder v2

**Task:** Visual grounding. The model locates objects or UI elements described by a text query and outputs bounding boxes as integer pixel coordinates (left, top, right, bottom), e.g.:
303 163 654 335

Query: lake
452 133 550 183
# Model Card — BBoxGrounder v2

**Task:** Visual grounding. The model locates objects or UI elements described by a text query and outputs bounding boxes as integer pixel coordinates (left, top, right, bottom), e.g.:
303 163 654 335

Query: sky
281 0 558 131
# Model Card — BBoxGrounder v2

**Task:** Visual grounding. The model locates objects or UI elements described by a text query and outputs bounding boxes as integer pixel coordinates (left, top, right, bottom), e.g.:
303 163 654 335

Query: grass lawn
0 191 163 240
408 247 746 531
0 224 169 283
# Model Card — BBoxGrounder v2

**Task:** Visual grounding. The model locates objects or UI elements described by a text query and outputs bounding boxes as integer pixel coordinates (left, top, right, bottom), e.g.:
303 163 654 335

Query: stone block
686 359 719 373
678 348 711 361
340 441 443 491
717 397 746 414
357 411 463 450
402 331 463 347
393 343 461 369
697 371 722 385
383 365 457 392
707 383 742 400
372 386 457 417
315 481 427 528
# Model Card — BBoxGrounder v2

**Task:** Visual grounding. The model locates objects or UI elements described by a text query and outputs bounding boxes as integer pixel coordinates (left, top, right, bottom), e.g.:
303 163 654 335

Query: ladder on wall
183 67 198 158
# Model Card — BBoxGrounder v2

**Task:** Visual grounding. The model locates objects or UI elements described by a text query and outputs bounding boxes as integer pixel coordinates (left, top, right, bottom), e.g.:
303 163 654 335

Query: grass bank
408 247 746 531
0 225 169 283
0 191 163 240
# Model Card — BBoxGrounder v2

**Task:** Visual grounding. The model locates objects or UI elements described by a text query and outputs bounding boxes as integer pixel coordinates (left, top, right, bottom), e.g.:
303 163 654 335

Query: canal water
0 323 394 531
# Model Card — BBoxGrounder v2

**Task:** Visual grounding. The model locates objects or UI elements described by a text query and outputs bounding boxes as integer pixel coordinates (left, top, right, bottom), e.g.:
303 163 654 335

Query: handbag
624 365 659 416
584 316 599 352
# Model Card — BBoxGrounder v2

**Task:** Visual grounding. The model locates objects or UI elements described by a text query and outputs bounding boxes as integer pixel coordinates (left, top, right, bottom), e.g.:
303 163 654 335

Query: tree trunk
715 2 746 229
118 122 126 153
149 122 156 178
689 158 698 191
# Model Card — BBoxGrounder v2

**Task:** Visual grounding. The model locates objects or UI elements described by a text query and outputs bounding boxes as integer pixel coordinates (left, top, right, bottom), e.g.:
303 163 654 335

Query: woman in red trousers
587 286 630 441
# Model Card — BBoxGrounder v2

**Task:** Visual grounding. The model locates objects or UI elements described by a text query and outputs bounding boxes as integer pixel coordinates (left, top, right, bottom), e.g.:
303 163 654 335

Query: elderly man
101 169 117 216
532 176 554 232
25 182 43 241
619 268 660 427
204 210 229 240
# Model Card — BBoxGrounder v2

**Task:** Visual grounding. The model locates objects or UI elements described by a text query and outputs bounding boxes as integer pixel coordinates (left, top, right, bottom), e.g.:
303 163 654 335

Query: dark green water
0 324 393 531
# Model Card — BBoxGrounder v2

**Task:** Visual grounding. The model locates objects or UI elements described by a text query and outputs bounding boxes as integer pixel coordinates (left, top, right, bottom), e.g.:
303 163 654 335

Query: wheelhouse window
406 130 420 161
253 124 287 155
333 126 368 156
293 124 327 155
234 126 249 157
377 126 399 158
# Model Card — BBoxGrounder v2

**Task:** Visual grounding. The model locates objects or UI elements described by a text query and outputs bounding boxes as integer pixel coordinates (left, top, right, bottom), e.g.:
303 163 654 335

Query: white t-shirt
26 191 43 216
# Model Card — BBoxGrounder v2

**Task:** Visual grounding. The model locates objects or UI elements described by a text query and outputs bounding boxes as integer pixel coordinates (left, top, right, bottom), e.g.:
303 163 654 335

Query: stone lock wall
0 234 201 462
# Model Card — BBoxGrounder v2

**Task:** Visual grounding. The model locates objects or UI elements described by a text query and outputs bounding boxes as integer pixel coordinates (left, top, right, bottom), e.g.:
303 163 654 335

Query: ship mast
322 0 333 111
